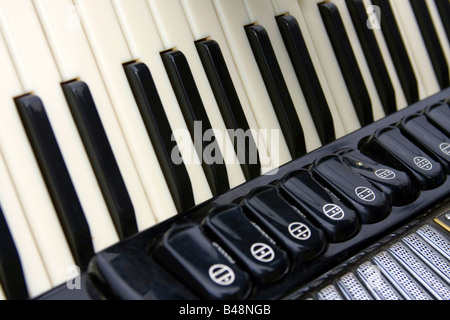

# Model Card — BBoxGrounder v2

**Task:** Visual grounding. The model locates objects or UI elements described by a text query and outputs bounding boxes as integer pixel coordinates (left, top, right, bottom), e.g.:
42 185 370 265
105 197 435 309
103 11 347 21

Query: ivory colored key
0 150 51 298
34 0 157 233
270 0 347 138
111 0 212 204
296 0 361 133
212 0 293 168
390 0 440 98
74 0 177 222
147 0 246 187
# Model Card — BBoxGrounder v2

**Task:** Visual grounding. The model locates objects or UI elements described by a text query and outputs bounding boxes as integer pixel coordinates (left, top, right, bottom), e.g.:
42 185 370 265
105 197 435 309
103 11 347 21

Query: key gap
275 12 290 19
60 78 81 86
160 48 178 55
122 59 141 67
194 36 211 44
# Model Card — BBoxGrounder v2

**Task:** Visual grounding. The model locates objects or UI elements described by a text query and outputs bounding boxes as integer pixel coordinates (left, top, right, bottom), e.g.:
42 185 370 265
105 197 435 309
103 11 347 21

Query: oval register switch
152 223 251 300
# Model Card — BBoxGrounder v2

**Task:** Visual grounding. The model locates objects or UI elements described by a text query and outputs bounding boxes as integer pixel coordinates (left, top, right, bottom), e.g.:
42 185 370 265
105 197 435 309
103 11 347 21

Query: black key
245 24 307 158
242 186 327 263
400 114 450 173
312 155 391 224
203 204 289 285
371 0 419 104
15 95 94 270
337 148 417 206
425 103 450 137
410 0 449 89
124 62 195 213
161 50 230 196
319 2 373 127
276 14 335 144
434 0 450 43
196 40 261 180
153 223 251 299
361 126 446 190
279 170 360 243
346 0 397 115
62 81 138 239
0 205 28 300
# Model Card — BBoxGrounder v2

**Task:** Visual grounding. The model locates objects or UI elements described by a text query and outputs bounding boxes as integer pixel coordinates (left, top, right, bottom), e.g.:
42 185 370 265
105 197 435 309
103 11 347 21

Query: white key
362 0 408 110
0 284 5 300
34 0 155 234
0 5 75 285
212 0 292 168
111 0 212 204
179 0 274 173
0 150 52 297
390 0 440 98
147 0 247 185
330 0 386 121
243 0 322 151
74 0 177 222
271 0 347 137
296 0 361 133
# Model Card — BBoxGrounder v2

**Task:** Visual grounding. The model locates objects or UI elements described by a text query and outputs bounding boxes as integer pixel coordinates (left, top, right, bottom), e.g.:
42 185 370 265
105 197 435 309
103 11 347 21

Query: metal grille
356 262 401 300
337 272 372 300
417 225 450 260
317 285 343 300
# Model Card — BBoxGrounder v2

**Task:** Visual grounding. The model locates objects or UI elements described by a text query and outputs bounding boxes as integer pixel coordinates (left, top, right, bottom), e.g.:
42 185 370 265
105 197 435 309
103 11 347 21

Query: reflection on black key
372 0 419 104
245 24 306 158
161 50 229 196
319 2 373 127
410 0 449 89
62 81 138 239
15 95 94 270
434 0 450 43
196 40 261 180
124 62 195 213
0 205 28 300
346 0 397 115
276 14 335 145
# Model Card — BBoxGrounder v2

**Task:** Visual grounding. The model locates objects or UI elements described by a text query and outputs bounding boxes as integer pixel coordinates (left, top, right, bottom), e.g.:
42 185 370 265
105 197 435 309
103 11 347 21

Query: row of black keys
93 103 450 300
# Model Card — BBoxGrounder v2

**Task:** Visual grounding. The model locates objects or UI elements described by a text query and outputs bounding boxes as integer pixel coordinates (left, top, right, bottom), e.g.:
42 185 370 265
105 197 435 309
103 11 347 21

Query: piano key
111 0 213 203
195 39 262 180
34 0 157 233
62 81 138 240
345 0 397 115
124 62 195 213
15 95 95 270
296 0 362 133
0 150 51 297
409 0 449 89
319 2 374 127
147 0 246 188
242 0 323 152
389 0 441 98
245 24 307 158
433 0 450 43
212 0 293 167
371 0 420 105
74 0 177 222
270 0 347 138
0 205 28 300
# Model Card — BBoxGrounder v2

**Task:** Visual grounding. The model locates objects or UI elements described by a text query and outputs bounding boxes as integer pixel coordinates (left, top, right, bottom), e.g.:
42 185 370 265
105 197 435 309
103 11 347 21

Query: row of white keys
390 0 440 99
242 0 322 151
271 0 347 138
110 0 212 203
212 0 293 167
178 0 274 173
146 0 246 185
295 0 361 133
0 0 79 286
0 149 51 297
73 0 177 222
34 0 156 233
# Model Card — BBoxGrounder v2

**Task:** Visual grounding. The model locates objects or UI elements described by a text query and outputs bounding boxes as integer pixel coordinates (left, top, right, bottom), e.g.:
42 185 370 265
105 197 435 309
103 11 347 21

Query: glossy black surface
319 2 373 127
245 24 306 158
15 94 94 270
63 81 137 239
371 0 419 105
434 0 450 45
425 102 450 136
196 40 261 181
0 206 28 300
124 61 195 213
161 50 229 196
276 14 335 144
